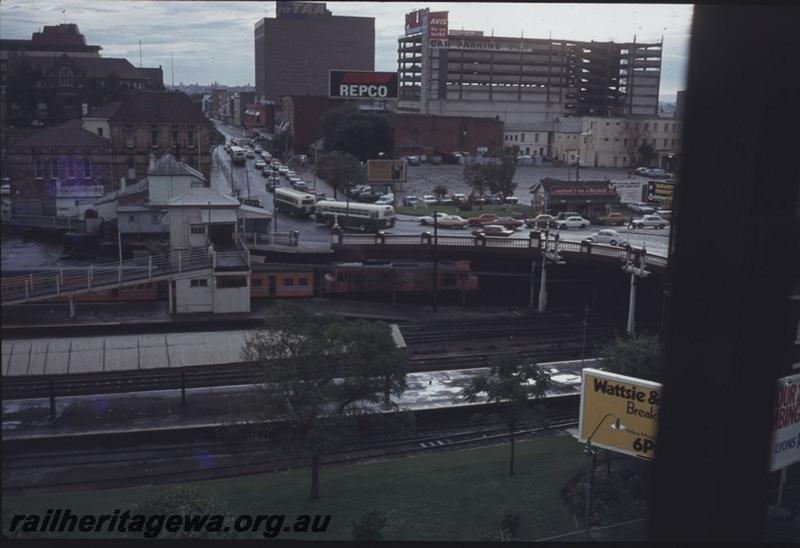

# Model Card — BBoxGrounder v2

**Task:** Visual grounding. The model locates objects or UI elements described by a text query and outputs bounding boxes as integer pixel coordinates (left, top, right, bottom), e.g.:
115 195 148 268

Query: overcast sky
0 1 693 101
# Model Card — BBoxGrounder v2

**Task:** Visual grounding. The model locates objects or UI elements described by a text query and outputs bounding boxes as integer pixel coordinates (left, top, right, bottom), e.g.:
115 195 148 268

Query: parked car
246 150 256 159
404 195 422 207
452 193 468 204
472 225 514 237
555 211 582 221
503 196 520 205
293 181 309 191
374 194 394 205
641 168 670 178
656 210 672 221
255 160 266 169
555 216 589 229
596 212 631 226
583 229 628 247
254 145 263 153
494 216 524 229
278 166 289 174
419 212 448 225
630 214 668 229
406 155 421 166
285 170 297 178
634 166 650 175
629 202 656 214
467 213 501 226
525 214 556 228
261 167 272 177
437 195 454 205
421 195 438 205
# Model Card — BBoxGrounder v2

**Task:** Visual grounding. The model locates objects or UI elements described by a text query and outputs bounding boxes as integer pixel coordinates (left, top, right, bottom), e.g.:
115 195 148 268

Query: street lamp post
576 154 581 184
622 244 651 336
538 231 565 313
585 413 626 540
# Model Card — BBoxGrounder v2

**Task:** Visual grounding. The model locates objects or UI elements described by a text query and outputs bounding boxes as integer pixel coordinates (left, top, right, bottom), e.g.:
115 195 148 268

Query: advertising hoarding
610 182 646 204
770 373 800 472
549 184 617 197
430 38 534 52
277 2 328 16
329 71 399 99
427 11 449 39
405 8 429 35
579 368 661 460
367 159 407 183
647 181 675 205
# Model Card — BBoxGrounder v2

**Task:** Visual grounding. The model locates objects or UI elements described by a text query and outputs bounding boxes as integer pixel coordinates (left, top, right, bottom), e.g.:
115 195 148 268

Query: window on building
171 127 179 145
150 125 159 147
97 127 104 137
283 278 295 287
412 127 419 140
128 215 135 223
190 226 206 234
664 139 668 147
606 121 610 126
33 160 44 179
671 139 676 147
624 138 628 146
514 135 518 141
520 133 525 142
83 158 92 178
187 130 195 147
591 122 595 129
217 277 247 288
534 134 539 143
67 159 76 179
644 123 649 130
50 159 59 179
604 137 609 142
58 67 73 86
654 123 658 131
151 214 160 224
190 279 208 288
125 126 136 147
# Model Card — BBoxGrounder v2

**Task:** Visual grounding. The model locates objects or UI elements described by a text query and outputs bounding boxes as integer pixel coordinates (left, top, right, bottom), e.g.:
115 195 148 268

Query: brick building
281 95 346 151
254 3 374 102
386 113 504 157
5 118 112 216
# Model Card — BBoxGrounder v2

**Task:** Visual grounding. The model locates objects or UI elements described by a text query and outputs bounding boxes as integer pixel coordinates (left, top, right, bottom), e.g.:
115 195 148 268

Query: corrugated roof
148 153 205 180
85 101 122 119
11 119 110 149
110 91 209 124
167 189 240 208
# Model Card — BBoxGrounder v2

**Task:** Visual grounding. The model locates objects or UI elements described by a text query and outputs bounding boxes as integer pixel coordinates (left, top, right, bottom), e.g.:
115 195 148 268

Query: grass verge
3 434 586 541
396 204 534 218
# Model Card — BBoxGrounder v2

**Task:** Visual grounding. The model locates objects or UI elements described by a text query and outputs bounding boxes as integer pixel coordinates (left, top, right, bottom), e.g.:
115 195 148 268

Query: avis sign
427 11 448 39
579 368 661 460
329 71 399 99
770 373 800 472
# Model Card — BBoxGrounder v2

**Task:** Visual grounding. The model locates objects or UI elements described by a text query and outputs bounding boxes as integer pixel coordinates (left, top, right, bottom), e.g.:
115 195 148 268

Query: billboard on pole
367 159 407 183
329 70 399 99
579 368 661 460
770 372 800 472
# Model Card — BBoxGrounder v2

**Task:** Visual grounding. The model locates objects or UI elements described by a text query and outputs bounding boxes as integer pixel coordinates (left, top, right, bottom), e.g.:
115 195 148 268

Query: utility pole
432 214 439 312
622 244 651 336
576 154 581 184
581 304 589 367
538 231 565 313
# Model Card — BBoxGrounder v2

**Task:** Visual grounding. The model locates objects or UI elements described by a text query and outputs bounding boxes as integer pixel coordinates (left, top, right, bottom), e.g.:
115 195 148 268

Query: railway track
2 412 579 494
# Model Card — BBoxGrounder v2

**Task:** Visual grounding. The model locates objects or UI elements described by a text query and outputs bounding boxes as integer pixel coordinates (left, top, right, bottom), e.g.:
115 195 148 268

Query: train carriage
324 260 479 294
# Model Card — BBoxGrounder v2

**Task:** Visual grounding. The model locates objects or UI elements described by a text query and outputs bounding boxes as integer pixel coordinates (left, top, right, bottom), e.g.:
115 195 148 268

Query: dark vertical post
48 379 56 420
648 6 799 542
432 214 438 312
180 370 186 406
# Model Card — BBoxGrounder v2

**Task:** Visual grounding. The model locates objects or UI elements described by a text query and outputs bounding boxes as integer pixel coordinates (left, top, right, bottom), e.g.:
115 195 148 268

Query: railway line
2 412 579 494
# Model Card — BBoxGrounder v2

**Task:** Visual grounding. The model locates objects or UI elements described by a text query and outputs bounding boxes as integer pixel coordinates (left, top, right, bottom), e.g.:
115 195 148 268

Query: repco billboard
329 70 399 99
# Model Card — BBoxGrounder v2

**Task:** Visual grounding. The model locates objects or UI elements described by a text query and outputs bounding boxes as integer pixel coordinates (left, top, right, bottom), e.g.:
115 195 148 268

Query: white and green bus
314 200 396 232
231 146 247 166
274 188 317 217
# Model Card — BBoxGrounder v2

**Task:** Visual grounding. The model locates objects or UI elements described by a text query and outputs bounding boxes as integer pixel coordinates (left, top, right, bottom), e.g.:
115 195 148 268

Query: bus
231 137 252 148
314 200 395 232
274 188 317 217
231 146 247 166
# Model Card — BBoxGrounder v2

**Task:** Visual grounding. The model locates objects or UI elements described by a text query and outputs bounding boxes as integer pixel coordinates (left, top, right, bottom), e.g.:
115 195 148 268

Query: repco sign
329 71 399 99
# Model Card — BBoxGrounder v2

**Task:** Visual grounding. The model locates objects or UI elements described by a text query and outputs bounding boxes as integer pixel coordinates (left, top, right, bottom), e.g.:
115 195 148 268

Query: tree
637 141 657 167
269 130 293 161
314 151 363 199
462 359 551 476
131 486 232 538
485 152 518 200
619 123 653 175
433 184 449 201
463 164 489 209
320 103 394 161
599 334 664 382
351 510 388 541
240 302 408 499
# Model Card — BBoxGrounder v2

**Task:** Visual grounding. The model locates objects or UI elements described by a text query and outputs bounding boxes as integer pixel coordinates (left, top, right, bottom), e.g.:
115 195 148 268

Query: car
404 195 422 207
494 216 524 230
254 145 263 153
634 166 650 175
555 216 589 229
421 195 438 205
467 213 500 226
503 196 520 205
656 210 672 221
641 168 670 178
278 166 289 174
260 150 271 159
525 214 556 228
630 214 668 229
266 181 277 192
261 166 272 177
452 193 468 204
583 229 628 247
629 202 656 214
596 212 631 226
255 160 266 169
293 181 309 191
419 212 467 228
374 194 395 205
437 195 454 205
406 155 421 166
555 211 582 221
419 212 448 225
472 224 514 237
285 170 297 178
245 150 256 159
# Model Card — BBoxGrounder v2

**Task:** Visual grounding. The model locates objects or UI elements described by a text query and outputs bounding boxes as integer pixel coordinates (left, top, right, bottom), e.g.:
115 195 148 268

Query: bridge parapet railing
1 248 213 304
6 215 85 231
244 232 299 247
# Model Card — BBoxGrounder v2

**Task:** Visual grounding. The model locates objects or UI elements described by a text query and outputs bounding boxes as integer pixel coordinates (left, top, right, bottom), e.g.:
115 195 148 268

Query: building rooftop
167 189 240 208
110 91 209 124
10 119 111 149
148 153 205 180
21 55 146 81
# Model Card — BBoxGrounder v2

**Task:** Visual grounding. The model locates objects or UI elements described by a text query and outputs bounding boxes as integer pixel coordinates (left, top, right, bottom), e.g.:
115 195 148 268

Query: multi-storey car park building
254 2 374 103
397 13 662 127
